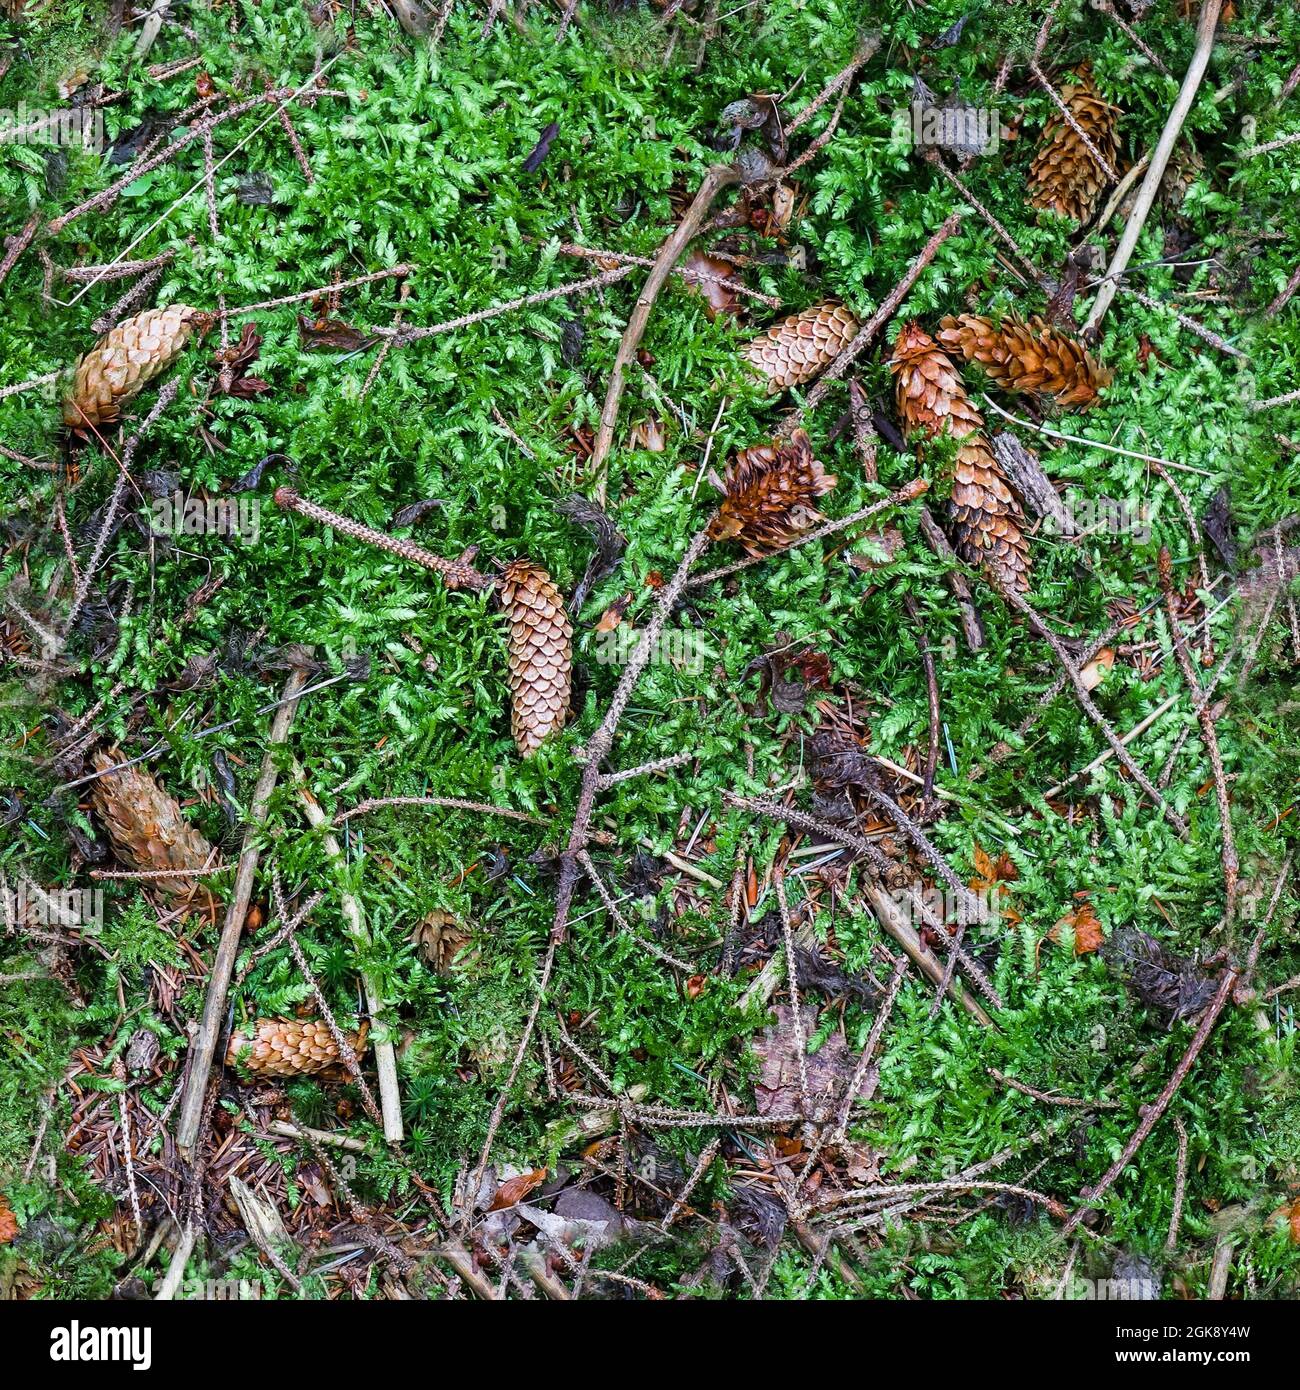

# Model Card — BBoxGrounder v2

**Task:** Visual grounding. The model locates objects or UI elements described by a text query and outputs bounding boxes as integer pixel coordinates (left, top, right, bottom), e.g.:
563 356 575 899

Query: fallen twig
294 763 404 1144
174 664 313 1156
990 574 1187 835
1157 547 1237 927
1062 963 1237 1236
589 164 741 501
1084 0 1226 336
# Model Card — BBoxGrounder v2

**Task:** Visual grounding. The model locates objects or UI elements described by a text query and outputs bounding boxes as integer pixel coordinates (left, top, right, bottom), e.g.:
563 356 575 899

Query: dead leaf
1080 647 1115 692
1050 897 1105 956
412 909 472 974
680 247 740 320
297 314 376 352
0 1194 18 1245
489 1167 548 1211
629 415 667 452
594 593 633 632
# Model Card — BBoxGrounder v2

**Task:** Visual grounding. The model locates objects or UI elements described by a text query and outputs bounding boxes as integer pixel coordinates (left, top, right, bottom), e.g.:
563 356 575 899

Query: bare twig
1158 547 1237 926
1084 0 1225 336
590 164 741 501
1166 1116 1189 1253
990 574 1187 834
294 763 404 1144
1062 964 1237 1236
175 665 312 1155
787 212 964 424
273 488 496 592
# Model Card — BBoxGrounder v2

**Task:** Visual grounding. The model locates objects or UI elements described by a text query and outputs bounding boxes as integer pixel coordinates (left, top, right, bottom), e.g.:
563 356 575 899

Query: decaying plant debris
1 0 1299 1311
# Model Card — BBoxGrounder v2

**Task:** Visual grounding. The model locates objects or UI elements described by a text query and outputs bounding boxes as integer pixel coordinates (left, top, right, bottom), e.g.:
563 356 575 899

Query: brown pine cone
226 1017 367 1078
501 560 572 757
744 301 858 393
89 750 219 916
891 322 1031 593
936 312 1112 409
708 428 837 556
1028 66 1120 223
63 305 197 430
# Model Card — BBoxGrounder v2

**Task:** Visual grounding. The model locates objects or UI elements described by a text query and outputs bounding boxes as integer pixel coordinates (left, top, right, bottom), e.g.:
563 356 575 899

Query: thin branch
1062 963 1237 1236
990 574 1187 835
1084 0 1225 336
589 164 741 501
1157 547 1238 926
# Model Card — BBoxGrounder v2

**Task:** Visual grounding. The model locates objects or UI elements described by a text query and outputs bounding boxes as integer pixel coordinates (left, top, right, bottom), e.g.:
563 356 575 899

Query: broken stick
293 759 404 1144
175 663 312 1156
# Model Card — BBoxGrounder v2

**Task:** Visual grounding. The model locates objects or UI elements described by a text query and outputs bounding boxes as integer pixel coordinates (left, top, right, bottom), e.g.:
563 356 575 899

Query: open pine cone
891 322 1031 593
226 1017 368 1078
63 305 197 430
744 302 858 392
501 561 572 757
89 750 219 916
708 428 837 556
937 312 1112 409
1028 66 1120 223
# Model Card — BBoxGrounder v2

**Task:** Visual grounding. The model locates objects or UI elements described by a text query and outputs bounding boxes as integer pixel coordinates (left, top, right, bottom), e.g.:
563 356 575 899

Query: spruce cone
63 305 197 430
891 322 1031 593
936 312 1112 409
744 302 858 393
226 1017 367 1078
708 428 837 556
1028 66 1120 223
89 750 219 915
501 560 571 757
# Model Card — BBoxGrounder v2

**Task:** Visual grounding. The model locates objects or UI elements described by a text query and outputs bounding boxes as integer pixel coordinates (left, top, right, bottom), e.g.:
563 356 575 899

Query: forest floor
2 0 1300 1301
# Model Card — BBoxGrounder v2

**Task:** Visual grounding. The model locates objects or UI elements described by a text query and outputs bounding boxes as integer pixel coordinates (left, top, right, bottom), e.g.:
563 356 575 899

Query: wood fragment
1084 0 1226 336
293 762 404 1144
590 164 742 501
175 665 312 1156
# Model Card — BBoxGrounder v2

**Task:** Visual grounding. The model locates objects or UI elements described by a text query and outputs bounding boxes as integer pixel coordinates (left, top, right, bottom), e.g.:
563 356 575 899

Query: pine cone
501 560 571 757
708 428 837 556
744 302 858 393
936 312 1112 409
63 305 197 430
891 322 1031 593
226 1017 367 1078
1028 66 1120 223
89 750 219 915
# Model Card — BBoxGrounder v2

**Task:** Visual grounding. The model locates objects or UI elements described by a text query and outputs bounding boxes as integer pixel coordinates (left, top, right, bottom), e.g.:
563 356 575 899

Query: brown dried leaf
680 247 740 320
0 1194 17 1245
297 314 375 352
488 1167 548 1210
1080 647 1115 691
1050 897 1105 955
